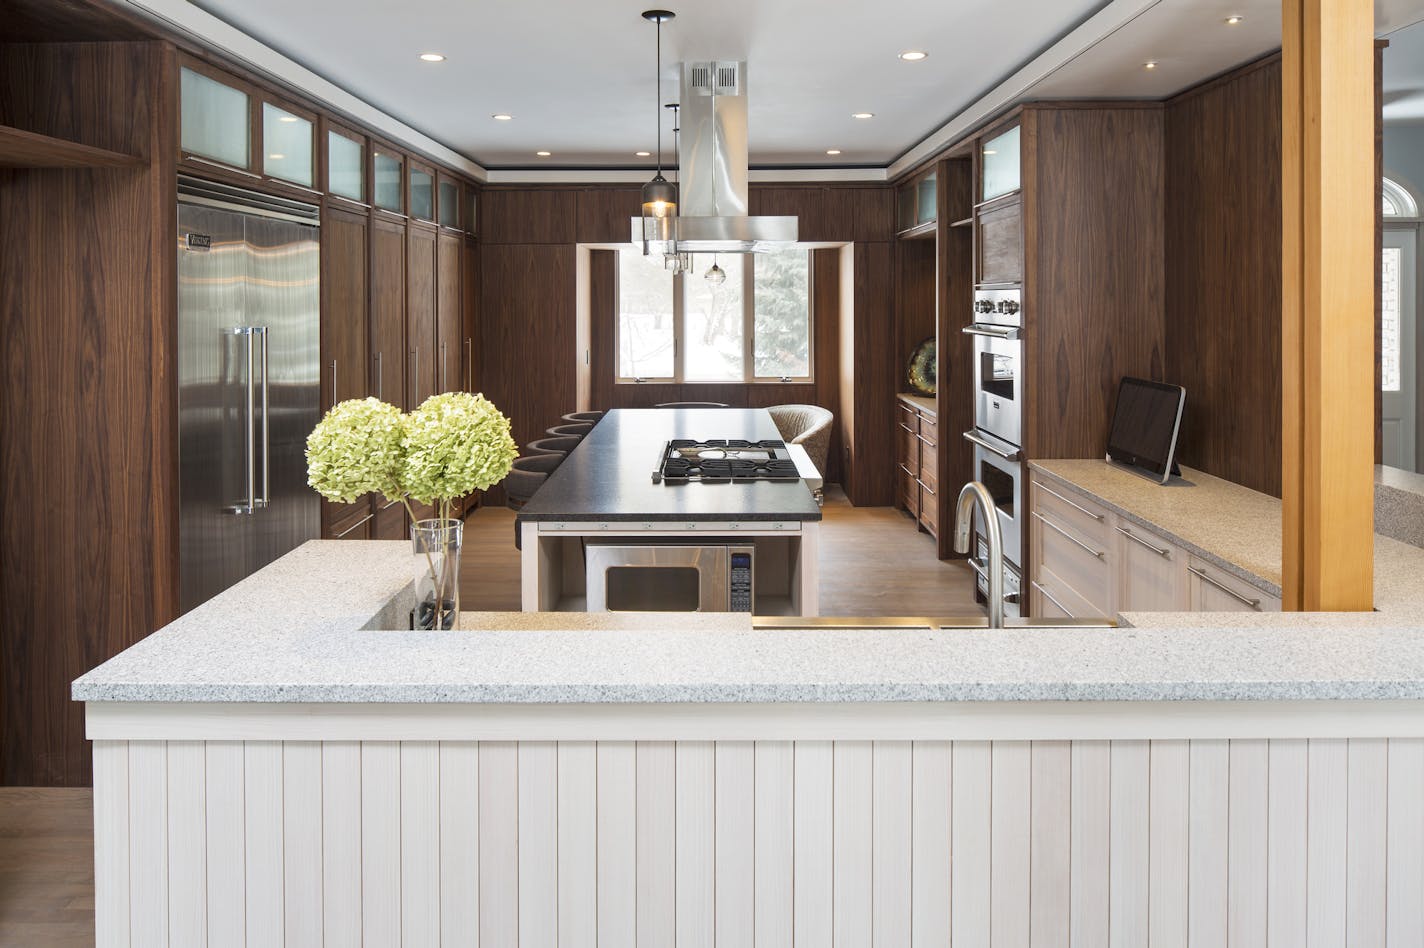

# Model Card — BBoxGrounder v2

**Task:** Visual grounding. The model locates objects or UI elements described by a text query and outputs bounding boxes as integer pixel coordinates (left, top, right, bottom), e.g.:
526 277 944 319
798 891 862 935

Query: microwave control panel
730 551 754 612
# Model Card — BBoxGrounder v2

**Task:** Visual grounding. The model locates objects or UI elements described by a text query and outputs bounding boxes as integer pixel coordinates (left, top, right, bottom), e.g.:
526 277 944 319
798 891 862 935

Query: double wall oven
963 286 1025 616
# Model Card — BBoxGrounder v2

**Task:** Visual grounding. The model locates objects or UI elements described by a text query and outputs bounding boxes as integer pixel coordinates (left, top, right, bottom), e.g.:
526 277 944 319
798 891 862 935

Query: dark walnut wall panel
0 41 177 787
1165 59 1283 497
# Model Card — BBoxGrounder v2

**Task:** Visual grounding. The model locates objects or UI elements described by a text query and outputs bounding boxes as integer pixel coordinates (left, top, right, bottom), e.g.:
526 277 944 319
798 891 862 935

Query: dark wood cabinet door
320 205 372 534
437 232 462 392
407 226 437 407
976 197 1023 285
370 216 406 407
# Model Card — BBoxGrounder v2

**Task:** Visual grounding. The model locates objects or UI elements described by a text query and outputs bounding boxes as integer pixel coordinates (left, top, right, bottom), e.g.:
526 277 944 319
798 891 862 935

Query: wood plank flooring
0 788 95 947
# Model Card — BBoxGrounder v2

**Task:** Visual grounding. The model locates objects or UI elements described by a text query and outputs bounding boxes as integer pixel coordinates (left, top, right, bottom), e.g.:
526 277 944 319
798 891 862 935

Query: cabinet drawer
1033 509 1112 614
917 412 938 446
1031 479 1109 546
1114 522 1187 612
900 425 919 465
917 448 938 495
898 462 918 511
919 485 939 534
897 401 919 428
1187 557 1281 613
1030 572 1097 620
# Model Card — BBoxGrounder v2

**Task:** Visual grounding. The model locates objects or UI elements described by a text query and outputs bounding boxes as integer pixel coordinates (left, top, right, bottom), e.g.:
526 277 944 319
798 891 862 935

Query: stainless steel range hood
632 60 797 254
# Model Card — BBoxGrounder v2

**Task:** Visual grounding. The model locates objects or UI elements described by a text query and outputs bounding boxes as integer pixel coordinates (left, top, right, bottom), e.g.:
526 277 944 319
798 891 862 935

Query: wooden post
1281 0 1375 611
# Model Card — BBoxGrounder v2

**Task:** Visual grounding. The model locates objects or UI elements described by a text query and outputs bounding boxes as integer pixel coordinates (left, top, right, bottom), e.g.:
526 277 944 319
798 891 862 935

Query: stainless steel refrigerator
177 177 320 613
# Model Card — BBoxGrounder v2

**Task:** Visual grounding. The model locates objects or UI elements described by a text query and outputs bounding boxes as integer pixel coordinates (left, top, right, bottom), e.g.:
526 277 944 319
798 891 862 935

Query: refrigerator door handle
258 325 270 508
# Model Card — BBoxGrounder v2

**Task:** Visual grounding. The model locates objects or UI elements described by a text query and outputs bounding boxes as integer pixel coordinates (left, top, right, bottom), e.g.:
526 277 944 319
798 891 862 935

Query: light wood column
1281 0 1375 611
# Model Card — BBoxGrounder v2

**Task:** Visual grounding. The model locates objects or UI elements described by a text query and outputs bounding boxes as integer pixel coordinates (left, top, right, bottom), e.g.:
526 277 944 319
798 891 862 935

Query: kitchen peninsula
516 408 823 615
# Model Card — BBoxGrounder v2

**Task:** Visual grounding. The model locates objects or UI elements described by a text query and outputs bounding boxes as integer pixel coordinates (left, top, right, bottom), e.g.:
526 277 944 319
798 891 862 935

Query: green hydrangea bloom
400 392 519 505
305 398 406 504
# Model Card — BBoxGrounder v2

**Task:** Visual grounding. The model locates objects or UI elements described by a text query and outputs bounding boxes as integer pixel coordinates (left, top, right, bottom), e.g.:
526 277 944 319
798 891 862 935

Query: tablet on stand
1105 377 1186 484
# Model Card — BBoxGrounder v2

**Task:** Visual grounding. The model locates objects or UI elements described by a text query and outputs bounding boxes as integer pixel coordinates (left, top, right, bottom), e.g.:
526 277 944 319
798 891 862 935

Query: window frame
614 248 815 385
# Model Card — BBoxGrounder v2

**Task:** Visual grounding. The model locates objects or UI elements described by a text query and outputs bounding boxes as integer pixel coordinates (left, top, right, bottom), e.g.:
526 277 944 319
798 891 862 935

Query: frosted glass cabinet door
373 150 403 212
327 131 365 202
980 126 1021 201
438 180 459 229
180 67 250 168
410 167 435 221
262 103 313 187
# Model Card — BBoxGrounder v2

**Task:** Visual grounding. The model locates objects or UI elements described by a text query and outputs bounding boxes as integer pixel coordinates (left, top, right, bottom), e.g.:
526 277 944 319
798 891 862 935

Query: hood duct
633 60 797 255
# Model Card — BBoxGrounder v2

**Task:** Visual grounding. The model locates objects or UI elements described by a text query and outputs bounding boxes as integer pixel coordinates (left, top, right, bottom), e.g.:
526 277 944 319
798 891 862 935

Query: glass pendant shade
642 174 677 219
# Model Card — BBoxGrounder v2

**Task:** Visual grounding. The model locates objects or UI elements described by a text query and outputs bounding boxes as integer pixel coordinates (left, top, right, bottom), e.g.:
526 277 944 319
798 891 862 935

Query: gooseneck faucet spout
953 481 1005 628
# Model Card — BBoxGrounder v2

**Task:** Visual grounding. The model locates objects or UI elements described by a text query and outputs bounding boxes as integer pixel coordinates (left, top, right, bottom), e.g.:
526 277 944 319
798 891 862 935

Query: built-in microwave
585 541 755 612
966 286 1023 448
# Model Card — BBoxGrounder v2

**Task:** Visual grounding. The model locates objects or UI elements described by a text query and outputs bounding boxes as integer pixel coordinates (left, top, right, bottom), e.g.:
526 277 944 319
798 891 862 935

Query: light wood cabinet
895 395 940 538
1187 557 1281 613
1113 522 1186 612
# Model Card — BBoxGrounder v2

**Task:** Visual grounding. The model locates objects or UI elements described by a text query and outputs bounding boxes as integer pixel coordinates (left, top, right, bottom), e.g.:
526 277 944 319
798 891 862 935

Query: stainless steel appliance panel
970 441 1023 568
585 541 755 612
967 287 1023 448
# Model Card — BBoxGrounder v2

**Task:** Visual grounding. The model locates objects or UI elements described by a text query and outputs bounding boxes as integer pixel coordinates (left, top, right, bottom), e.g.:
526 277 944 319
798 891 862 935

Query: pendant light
641 10 677 236
705 255 727 285
663 102 692 273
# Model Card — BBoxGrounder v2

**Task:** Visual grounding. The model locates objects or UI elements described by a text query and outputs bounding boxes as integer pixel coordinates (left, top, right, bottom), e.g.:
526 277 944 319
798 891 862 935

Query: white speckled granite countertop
71 537 1424 704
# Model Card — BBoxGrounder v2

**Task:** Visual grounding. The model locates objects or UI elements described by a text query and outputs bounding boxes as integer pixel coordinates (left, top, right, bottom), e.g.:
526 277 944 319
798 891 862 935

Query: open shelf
0 124 143 170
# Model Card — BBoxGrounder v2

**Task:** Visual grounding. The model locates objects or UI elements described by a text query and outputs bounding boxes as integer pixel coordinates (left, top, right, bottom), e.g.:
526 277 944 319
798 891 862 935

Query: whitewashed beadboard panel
88 735 1417 946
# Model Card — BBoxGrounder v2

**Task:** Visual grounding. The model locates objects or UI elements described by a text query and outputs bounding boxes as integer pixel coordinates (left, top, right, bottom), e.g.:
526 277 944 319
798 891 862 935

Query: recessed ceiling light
852 112 874 119
635 151 652 157
983 149 997 156
1224 15 1243 25
536 151 552 157
826 149 842 156
898 50 928 62
492 113 513 121
278 115 298 123
1144 61 1158 70
269 153 285 160
419 53 446 62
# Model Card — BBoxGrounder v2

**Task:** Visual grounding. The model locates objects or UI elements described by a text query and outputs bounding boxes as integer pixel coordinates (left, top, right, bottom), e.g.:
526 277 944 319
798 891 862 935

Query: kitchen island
73 538 1424 946
516 408 823 615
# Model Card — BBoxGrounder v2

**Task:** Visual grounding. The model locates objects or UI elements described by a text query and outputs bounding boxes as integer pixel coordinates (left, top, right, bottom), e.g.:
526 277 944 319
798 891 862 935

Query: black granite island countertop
516 408 823 523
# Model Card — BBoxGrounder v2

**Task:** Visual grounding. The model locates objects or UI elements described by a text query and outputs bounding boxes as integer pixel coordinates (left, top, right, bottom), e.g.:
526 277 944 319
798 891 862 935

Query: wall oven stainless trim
969 286 1023 449
971 442 1023 568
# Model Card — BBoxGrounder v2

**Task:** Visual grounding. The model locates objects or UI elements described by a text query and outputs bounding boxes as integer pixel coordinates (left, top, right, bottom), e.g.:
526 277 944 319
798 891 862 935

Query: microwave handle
963 429 1023 462
962 324 1021 341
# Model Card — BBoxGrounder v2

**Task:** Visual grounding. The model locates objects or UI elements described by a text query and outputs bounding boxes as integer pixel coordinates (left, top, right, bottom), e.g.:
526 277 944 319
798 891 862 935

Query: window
1383 176 1418 218
1383 245 1402 392
616 247 812 382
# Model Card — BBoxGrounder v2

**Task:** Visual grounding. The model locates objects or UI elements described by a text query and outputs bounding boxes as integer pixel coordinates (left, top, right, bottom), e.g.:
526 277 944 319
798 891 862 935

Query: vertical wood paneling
716 741 756 948
598 742 637 948
637 742 677 948
129 742 168 947
559 742 597 948
166 741 207 948
1267 740 1309 948
93 741 131 948
480 742 520 948
676 741 716 948
204 742 245 948
1149 741 1190 948
362 742 402 948
1228 740 1269 948
991 742 1031 948
951 741 992 948
519 741 559 948
794 741 835 948
912 742 952 948
834 741 874 948
440 742 481 948
283 742 322 948
1346 739 1388 948
1108 741 1149 948
402 741 441 948
1386 739 1424 948
1029 742 1071 948
322 742 362 948
754 741 795 948
1307 740 1349 948
873 742 913 948
245 741 284 947
1188 740 1228 948
1070 742 1110 947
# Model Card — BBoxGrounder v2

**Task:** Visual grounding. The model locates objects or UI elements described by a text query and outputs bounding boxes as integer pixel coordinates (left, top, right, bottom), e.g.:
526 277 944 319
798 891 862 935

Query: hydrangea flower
305 397 406 504
400 392 519 512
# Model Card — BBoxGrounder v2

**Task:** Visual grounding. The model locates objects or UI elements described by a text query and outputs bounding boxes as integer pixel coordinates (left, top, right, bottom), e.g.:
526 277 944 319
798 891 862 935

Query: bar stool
655 401 729 408
524 435 581 459
504 454 561 511
546 422 593 439
562 411 605 424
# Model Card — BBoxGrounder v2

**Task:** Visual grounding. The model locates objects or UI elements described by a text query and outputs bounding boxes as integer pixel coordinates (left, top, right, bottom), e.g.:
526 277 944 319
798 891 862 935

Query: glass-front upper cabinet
373 147 404 213
897 170 937 233
981 125 1021 202
438 178 460 229
326 128 365 203
410 164 435 222
180 65 250 169
466 186 479 236
262 102 314 187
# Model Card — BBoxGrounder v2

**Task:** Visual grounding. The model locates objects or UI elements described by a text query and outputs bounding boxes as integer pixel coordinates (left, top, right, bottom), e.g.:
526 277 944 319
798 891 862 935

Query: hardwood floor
462 485 981 616
0 788 94 947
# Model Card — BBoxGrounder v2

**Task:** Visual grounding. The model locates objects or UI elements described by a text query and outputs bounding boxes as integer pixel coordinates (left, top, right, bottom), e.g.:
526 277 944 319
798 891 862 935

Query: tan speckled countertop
897 393 936 415
1031 459 1424 613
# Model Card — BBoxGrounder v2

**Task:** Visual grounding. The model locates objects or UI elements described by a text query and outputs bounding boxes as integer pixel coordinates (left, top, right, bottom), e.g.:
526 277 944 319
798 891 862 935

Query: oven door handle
963 429 1023 462
962 324 1021 341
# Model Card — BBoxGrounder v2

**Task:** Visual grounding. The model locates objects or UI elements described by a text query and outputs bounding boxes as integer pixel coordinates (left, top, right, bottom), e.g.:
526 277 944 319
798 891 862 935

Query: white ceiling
183 0 1424 172
1384 17 1424 123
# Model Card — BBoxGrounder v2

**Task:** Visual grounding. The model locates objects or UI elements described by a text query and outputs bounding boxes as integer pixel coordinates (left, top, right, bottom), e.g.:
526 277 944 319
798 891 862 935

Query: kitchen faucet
953 481 1005 628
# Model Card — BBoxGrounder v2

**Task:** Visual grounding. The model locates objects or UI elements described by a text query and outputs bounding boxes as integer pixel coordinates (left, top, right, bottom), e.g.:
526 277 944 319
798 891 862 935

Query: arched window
1383 175 1418 217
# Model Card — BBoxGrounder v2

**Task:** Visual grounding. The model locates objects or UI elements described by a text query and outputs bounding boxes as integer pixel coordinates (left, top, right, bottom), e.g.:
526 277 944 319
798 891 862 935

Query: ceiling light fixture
898 50 928 62
419 53 446 62
983 149 997 156
852 112 874 119
635 150 652 157
1224 15 1243 25
492 113 513 121
1144 61 1158 70
269 153 285 160
536 151 552 157
278 115 298 123
826 149 842 156
639 10 678 252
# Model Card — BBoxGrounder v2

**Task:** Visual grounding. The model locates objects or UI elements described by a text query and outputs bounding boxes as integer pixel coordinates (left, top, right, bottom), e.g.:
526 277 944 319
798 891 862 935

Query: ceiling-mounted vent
688 60 742 97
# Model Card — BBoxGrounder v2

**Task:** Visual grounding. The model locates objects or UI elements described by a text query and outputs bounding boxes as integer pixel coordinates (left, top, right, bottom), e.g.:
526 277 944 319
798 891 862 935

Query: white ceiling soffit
1383 17 1424 124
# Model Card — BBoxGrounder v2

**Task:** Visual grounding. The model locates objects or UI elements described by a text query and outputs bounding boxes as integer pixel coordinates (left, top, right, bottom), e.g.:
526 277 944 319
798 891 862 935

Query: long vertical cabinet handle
375 352 384 402
410 349 419 404
329 360 338 405
258 326 270 508
464 338 472 391
441 342 448 393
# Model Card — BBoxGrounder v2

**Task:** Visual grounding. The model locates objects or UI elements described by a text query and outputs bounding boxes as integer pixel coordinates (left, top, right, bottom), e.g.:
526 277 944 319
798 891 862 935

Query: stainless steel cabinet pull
1030 580 1074 617
464 338 472 391
1116 525 1170 558
440 342 448 392
898 462 914 477
916 433 936 447
1038 483 1105 521
962 429 1023 461
1188 566 1261 609
962 324 1021 341
916 478 936 497
186 155 262 180
334 513 374 539
1033 511 1105 559
899 423 915 434
375 352 384 401
329 360 337 402
410 349 419 402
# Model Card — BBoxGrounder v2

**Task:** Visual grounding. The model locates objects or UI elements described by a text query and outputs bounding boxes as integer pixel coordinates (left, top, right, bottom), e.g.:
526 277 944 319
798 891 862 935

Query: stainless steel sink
751 615 1117 630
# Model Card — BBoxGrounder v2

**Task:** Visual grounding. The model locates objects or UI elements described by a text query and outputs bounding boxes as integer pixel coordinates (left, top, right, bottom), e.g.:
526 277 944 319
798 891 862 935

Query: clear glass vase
411 518 462 630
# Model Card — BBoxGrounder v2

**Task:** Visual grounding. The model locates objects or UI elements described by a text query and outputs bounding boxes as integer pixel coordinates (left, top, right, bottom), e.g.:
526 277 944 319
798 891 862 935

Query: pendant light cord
655 17 662 178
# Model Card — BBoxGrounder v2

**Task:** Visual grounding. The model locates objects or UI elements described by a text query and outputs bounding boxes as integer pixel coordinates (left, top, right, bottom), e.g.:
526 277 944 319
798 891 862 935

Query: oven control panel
730 551 754 612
